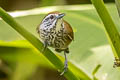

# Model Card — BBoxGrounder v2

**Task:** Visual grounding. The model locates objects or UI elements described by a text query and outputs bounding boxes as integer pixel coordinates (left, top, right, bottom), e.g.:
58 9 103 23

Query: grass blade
92 64 101 76
92 64 101 80
90 0 120 59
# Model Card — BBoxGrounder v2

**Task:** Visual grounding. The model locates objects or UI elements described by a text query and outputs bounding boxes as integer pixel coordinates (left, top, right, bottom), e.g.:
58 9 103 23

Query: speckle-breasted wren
37 11 74 75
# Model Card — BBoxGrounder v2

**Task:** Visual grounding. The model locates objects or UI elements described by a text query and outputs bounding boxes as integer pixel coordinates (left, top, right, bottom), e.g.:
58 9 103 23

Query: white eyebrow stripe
42 14 51 22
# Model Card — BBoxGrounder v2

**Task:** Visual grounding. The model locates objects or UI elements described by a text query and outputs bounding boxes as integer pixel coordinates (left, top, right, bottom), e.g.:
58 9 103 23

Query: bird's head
40 12 65 30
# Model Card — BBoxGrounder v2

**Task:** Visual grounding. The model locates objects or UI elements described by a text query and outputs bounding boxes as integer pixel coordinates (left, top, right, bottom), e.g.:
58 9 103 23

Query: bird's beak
57 13 65 19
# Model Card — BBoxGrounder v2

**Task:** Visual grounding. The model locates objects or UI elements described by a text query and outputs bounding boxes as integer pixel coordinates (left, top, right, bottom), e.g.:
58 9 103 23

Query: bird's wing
63 20 74 40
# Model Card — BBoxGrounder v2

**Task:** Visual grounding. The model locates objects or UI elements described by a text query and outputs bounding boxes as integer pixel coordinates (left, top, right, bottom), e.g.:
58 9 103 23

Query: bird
36 11 74 75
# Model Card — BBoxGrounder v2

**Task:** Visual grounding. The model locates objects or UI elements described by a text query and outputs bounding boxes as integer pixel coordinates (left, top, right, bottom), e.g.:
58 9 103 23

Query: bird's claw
42 41 48 53
42 47 46 52
60 60 68 75
60 66 68 76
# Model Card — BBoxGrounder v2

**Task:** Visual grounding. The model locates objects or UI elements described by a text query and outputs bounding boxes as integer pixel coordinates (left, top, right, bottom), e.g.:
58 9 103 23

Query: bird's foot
42 40 48 53
42 45 47 52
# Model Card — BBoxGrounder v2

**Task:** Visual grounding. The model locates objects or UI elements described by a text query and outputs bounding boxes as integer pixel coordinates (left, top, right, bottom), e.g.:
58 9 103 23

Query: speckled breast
40 26 69 49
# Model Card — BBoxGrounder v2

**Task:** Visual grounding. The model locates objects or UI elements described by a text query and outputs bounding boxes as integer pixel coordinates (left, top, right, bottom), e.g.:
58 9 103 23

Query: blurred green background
0 0 114 11
0 0 120 80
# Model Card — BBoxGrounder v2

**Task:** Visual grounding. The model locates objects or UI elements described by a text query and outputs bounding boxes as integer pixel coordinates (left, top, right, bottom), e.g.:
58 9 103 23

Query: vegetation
0 0 120 80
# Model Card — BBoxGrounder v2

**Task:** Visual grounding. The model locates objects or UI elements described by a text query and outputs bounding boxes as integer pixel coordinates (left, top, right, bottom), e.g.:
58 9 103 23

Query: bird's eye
50 15 54 19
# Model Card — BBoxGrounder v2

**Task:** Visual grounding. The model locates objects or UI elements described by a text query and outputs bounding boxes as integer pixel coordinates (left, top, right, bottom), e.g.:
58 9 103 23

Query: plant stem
91 0 120 58
0 7 92 80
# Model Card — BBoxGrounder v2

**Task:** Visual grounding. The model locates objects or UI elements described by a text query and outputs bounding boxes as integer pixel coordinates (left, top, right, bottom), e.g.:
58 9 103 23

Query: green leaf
91 0 120 59
0 41 54 80
0 40 91 80
92 64 101 76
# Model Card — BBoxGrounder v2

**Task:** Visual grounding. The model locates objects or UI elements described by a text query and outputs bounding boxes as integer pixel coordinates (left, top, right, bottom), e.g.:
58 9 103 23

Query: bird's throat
55 19 63 32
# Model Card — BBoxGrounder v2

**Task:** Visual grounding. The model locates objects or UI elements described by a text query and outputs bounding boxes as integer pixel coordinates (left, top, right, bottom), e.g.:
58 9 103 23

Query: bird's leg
64 51 68 71
60 51 68 75
42 40 48 52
